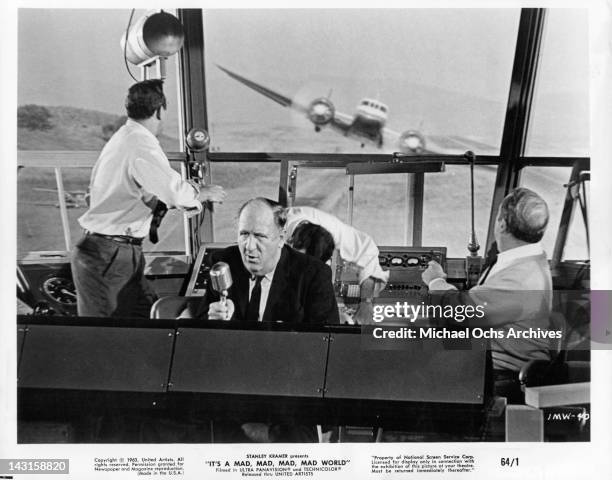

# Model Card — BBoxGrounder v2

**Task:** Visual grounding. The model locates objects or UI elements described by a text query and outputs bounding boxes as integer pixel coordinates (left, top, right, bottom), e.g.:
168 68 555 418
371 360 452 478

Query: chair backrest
150 295 194 319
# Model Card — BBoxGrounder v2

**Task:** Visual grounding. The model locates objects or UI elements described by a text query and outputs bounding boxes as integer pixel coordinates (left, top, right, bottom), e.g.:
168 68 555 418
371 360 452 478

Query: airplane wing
383 127 498 155
216 64 307 113
33 187 60 193
216 64 355 132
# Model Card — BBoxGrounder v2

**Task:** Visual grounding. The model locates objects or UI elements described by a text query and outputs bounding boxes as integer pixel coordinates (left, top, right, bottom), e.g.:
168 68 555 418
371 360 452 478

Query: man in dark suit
193 198 338 442
197 197 339 324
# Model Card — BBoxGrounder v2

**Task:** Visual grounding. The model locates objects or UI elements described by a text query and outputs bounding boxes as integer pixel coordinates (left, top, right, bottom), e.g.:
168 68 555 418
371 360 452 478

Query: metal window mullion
485 8 546 251
278 159 290 206
412 172 424 247
54 167 72 251
347 174 355 225
178 9 213 256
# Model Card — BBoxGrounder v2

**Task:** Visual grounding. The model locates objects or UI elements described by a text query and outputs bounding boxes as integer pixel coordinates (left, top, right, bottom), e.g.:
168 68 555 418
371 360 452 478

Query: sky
17 8 588 109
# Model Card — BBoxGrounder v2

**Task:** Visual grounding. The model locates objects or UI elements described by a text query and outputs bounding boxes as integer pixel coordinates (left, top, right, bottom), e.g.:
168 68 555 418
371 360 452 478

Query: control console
334 246 446 301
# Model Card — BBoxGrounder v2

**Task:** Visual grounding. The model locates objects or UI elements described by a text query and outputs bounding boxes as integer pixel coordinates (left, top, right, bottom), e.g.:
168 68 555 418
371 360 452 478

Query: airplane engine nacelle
398 130 426 154
307 98 335 127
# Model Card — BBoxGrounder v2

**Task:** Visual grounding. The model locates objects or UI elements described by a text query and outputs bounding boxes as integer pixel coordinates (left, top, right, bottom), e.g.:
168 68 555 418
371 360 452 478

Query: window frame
180 8 589 263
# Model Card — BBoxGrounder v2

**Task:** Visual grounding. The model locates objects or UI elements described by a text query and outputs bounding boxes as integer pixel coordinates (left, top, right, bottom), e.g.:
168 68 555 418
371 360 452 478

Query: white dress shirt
286 206 389 284
428 242 545 290
485 242 544 280
248 269 276 322
78 119 201 238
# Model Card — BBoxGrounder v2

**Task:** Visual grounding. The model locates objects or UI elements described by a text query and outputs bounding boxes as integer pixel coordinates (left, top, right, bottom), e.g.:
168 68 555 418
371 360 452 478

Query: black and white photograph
2 1 611 479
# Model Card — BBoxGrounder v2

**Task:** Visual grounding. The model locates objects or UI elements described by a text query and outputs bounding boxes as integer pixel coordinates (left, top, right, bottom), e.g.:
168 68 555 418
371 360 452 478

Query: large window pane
17 163 187 256
293 168 348 222
423 165 497 257
18 9 182 151
210 162 281 241
352 175 411 246
525 9 589 156
18 9 186 254
204 9 518 155
17 167 77 258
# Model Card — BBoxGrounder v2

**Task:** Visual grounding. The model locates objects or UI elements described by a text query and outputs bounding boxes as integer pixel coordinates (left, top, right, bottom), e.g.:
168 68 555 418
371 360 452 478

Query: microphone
209 262 233 306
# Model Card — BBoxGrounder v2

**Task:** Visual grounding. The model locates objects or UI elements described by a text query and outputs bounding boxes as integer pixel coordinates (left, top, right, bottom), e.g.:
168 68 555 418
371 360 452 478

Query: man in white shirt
421 187 553 403
72 79 225 318
285 206 389 323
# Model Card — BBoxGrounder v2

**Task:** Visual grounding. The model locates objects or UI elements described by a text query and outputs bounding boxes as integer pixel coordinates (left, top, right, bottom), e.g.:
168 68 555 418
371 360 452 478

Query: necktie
246 276 263 322
149 200 168 244
478 242 499 286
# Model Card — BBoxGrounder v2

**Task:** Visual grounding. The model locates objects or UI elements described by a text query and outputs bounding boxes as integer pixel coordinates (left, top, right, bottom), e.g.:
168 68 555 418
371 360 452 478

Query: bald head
497 187 549 244
238 197 287 230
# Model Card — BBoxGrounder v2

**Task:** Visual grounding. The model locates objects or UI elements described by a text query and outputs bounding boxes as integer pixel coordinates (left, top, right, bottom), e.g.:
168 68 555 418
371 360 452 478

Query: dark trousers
71 233 157 318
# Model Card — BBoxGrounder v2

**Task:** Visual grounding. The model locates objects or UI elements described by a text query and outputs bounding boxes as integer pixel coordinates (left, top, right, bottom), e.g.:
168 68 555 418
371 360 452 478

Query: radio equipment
334 246 446 301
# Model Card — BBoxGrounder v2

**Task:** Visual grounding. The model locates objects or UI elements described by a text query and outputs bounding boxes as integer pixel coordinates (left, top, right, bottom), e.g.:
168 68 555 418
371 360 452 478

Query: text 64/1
501 457 519 467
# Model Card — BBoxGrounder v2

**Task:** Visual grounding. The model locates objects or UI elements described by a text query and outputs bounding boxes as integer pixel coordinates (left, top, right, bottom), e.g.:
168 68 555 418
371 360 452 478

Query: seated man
193 198 338 443
195 198 339 324
421 187 553 403
286 206 389 323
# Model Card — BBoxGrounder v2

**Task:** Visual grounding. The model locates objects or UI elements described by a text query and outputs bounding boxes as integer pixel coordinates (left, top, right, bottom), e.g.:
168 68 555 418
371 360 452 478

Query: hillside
17 105 180 151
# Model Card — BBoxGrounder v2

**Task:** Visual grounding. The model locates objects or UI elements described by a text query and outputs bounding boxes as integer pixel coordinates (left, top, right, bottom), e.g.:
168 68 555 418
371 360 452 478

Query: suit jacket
430 252 553 371
196 245 339 324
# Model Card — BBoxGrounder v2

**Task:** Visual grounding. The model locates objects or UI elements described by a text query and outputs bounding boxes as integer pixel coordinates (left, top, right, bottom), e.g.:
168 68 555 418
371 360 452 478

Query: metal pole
404 174 414 245
55 167 72 251
347 174 355 225
180 162 192 258
412 172 424 247
278 159 289 206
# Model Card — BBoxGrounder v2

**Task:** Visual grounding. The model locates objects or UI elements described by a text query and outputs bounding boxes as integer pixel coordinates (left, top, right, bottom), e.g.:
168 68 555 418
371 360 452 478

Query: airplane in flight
216 64 490 155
